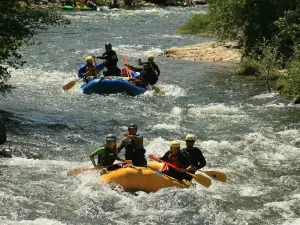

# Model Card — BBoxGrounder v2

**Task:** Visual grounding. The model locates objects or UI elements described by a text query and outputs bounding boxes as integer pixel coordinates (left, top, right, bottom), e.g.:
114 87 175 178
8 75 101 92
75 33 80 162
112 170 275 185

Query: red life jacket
162 153 184 172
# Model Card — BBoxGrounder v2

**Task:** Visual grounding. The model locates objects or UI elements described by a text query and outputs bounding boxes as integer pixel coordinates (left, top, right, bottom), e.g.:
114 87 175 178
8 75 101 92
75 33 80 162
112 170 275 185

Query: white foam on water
252 92 279 99
144 137 169 156
152 123 180 131
162 34 184 39
187 103 244 118
282 218 300 225
0 218 66 225
158 84 186 97
239 186 265 197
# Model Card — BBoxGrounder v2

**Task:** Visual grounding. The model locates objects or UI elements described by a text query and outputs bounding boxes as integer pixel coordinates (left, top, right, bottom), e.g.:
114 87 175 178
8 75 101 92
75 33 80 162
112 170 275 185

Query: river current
0 5 299 225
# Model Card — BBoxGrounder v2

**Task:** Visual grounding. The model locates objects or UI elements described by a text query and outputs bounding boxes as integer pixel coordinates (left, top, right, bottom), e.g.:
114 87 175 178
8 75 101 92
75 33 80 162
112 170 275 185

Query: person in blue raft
78 56 104 83
93 43 121 77
125 55 160 87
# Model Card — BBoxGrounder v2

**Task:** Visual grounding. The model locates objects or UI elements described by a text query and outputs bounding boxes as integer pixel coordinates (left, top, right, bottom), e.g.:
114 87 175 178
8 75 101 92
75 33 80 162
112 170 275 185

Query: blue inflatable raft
81 76 147 96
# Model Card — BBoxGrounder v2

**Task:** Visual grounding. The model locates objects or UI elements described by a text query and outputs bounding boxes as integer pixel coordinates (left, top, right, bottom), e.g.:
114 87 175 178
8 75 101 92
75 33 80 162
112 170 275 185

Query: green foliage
235 57 259 76
278 46 300 96
176 13 213 35
0 0 70 94
208 0 300 57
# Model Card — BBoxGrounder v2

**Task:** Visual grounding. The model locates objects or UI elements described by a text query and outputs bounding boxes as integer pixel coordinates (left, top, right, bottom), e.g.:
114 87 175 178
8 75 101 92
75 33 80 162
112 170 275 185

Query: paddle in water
149 155 212 188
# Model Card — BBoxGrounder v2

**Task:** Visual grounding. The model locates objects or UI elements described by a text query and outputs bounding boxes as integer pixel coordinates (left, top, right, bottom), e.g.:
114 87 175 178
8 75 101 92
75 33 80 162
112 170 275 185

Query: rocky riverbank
165 41 241 63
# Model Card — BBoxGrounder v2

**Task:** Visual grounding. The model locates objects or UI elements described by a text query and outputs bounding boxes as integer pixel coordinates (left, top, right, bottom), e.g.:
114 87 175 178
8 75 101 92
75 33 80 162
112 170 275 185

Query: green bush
176 13 213 36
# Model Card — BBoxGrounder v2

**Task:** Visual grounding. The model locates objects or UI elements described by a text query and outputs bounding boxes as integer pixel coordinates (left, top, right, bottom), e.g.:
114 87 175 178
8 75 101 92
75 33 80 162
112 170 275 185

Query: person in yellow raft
181 134 206 181
89 134 127 175
149 140 190 181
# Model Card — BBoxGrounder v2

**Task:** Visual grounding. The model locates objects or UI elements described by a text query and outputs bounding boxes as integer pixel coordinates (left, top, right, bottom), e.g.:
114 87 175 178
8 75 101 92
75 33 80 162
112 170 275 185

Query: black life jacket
98 145 117 166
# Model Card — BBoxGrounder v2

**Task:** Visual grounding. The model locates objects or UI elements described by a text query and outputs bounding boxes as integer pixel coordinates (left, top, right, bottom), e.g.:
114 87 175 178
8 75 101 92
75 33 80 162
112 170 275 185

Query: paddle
67 161 130 177
149 155 211 188
200 169 227 183
63 78 81 91
122 56 162 94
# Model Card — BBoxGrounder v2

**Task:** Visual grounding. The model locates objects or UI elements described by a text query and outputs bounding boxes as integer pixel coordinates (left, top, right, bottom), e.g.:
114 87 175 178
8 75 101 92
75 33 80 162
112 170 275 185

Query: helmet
170 140 180 148
106 134 116 142
128 123 137 131
85 56 93 64
185 134 196 141
105 43 112 51
147 54 154 62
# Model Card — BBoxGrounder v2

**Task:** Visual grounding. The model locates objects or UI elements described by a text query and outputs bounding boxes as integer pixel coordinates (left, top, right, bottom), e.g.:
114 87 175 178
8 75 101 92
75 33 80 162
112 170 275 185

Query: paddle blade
67 167 97 176
63 80 77 91
191 173 212 188
201 170 227 183
150 85 162 94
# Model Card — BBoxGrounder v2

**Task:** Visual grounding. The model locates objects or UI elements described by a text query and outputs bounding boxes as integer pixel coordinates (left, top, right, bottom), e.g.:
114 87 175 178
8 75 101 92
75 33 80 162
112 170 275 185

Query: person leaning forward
151 140 190 181
117 123 147 167
89 134 126 174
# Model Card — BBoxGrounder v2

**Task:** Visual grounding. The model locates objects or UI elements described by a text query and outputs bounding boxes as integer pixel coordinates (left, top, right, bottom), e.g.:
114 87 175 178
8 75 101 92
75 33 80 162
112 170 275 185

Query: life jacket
166 153 183 169
140 63 158 85
98 145 116 166
124 136 145 159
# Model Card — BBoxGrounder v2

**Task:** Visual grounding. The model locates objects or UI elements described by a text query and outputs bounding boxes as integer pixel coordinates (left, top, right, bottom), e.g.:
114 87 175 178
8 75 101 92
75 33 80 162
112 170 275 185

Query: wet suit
96 50 121 76
89 145 122 171
181 147 206 181
117 135 147 167
127 62 159 86
160 150 189 181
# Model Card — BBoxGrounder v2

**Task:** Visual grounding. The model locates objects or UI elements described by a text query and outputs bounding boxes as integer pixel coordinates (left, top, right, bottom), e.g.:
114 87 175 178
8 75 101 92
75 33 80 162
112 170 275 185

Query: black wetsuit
96 50 121 76
181 147 206 181
128 62 159 86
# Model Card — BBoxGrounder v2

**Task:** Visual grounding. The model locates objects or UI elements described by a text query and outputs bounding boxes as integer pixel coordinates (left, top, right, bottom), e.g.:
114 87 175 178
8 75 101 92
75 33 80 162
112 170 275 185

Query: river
0 5 300 225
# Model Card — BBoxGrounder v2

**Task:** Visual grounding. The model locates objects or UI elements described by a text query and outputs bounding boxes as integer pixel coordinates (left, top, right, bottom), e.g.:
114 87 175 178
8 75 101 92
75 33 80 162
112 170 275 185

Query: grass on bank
176 13 213 36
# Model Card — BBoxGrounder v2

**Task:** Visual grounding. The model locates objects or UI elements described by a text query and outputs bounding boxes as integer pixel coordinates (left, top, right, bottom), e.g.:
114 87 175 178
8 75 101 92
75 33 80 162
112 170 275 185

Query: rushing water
1 5 300 225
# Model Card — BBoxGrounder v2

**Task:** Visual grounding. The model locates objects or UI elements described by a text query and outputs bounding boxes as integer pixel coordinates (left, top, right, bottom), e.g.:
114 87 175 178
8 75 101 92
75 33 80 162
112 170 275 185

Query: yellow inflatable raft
100 162 190 192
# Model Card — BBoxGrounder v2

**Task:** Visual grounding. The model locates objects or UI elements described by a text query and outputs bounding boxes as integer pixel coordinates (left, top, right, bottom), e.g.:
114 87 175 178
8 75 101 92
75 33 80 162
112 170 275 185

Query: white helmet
185 134 196 141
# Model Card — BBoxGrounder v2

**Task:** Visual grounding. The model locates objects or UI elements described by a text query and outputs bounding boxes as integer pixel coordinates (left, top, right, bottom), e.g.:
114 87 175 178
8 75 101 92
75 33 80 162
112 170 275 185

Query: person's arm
77 65 87 78
160 151 169 161
112 51 118 63
153 63 160 76
195 148 206 169
89 147 105 167
182 150 198 172
125 64 143 72
96 53 107 60
116 138 126 153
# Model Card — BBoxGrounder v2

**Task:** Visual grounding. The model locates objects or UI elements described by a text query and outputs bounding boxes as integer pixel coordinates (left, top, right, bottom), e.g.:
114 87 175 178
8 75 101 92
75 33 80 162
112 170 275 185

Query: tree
0 0 70 94
208 0 300 58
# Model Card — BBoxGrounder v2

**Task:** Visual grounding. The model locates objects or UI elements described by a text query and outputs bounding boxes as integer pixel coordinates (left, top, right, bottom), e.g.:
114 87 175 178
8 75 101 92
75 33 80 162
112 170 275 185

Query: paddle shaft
149 155 195 178
67 161 130 177
149 155 211 187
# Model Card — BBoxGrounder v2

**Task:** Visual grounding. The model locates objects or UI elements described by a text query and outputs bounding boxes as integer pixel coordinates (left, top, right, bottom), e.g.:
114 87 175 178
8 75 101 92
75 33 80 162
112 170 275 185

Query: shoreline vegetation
169 1 300 101
23 0 204 9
